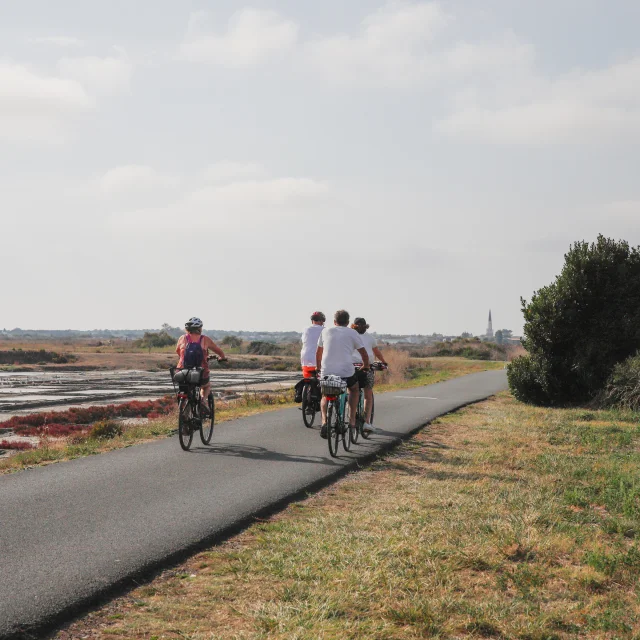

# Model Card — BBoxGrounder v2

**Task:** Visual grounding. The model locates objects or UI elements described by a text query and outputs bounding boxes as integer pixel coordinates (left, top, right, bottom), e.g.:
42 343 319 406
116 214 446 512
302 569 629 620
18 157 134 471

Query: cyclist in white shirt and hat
352 317 387 434
316 309 369 439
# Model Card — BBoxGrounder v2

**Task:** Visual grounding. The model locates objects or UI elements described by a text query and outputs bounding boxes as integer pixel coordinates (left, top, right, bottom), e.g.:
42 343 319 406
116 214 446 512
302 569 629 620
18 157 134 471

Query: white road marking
393 396 438 400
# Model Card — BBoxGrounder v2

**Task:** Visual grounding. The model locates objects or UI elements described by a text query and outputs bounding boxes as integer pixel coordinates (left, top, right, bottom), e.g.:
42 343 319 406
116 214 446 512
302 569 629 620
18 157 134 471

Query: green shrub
134 331 175 349
509 236 640 406
599 353 640 411
247 341 281 356
89 420 123 440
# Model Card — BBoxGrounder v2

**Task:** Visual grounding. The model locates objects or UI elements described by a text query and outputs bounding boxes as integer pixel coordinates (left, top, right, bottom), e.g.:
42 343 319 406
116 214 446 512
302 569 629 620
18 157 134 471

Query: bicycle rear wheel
178 398 194 451
200 392 215 444
327 402 341 458
302 384 316 428
361 394 375 439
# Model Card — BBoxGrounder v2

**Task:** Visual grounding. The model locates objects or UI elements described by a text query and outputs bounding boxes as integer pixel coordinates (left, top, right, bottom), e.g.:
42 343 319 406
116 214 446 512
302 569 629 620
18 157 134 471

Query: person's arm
205 336 226 360
316 346 323 372
373 347 386 364
175 337 182 357
357 347 370 370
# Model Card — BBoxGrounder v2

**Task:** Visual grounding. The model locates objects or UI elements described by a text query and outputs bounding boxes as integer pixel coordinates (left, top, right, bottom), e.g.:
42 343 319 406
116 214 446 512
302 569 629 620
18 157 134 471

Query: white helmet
185 317 203 330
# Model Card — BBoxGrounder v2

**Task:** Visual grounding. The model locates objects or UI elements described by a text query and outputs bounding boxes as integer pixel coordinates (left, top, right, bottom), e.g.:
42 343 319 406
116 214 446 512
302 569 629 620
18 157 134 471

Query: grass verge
57 393 640 639
1 358 499 475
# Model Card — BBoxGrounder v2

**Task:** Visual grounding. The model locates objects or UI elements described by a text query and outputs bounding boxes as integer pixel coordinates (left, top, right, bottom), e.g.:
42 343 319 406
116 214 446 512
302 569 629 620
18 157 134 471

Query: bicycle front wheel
178 398 194 451
352 391 364 444
341 394 352 452
200 392 215 444
302 384 316 428
327 402 340 458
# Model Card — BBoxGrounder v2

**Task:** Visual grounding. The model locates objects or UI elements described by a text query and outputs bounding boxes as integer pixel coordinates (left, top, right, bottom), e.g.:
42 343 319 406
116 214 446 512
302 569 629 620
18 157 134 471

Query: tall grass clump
378 349 410 385
599 353 640 411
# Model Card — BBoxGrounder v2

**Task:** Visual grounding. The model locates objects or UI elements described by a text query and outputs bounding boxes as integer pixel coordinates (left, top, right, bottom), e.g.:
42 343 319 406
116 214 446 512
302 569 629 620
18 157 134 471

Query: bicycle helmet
185 317 203 330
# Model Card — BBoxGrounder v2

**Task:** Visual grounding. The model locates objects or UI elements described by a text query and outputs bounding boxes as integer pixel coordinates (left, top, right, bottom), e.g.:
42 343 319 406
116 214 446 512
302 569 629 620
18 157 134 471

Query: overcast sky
1 1 639 335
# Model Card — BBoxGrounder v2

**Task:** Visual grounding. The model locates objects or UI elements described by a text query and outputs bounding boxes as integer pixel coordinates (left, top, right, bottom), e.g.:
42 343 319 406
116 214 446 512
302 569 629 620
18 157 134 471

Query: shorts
356 368 375 389
302 366 317 379
343 373 358 389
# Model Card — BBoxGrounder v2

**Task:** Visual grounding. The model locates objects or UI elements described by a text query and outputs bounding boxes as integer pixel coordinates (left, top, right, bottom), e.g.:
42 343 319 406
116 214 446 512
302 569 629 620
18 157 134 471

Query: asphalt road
0 370 507 639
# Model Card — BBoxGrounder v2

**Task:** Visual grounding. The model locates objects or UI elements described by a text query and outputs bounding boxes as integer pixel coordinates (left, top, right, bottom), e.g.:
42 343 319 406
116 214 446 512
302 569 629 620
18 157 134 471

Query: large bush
508 236 640 405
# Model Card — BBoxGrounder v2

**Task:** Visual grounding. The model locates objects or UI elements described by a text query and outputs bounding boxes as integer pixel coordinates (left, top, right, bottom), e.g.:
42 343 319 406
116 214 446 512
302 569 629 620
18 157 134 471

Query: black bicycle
354 361 387 441
170 355 227 451
301 370 321 428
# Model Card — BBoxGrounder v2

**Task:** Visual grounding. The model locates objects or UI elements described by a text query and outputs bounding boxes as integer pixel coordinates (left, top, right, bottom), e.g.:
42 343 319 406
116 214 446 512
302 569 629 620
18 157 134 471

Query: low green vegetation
0 349 75 365
57 394 640 639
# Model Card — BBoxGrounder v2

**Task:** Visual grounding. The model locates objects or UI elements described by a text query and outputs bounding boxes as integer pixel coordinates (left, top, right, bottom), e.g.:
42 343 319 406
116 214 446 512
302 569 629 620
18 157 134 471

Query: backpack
183 334 204 369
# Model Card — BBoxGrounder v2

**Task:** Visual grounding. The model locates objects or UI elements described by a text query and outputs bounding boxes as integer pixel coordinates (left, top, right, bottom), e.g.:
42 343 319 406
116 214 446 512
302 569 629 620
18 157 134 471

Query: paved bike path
0 370 507 638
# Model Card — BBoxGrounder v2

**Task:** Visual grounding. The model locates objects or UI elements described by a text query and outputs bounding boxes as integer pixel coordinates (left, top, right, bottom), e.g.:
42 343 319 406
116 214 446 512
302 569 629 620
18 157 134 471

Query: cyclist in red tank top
176 317 227 416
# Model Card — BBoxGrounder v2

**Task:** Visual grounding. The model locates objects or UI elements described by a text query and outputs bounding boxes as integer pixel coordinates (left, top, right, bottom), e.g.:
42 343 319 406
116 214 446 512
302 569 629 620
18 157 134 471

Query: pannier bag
173 368 203 385
320 375 347 396
294 379 305 403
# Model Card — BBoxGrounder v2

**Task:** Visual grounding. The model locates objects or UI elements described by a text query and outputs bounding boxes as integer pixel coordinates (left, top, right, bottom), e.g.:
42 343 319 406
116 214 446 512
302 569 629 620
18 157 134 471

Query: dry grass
56 393 640 639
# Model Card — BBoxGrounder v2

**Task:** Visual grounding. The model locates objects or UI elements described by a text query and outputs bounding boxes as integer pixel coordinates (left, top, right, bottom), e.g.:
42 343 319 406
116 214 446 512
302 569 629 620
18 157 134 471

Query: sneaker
363 423 381 434
320 424 328 439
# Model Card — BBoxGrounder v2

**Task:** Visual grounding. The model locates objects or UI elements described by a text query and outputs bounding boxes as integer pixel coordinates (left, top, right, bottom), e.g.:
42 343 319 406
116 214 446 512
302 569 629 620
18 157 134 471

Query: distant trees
134 331 175 349
508 236 640 405
495 329 513 345
221 335 242 349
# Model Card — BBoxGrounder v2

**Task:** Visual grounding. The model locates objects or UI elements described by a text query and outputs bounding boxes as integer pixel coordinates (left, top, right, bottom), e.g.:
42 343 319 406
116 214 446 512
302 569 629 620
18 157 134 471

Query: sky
1 0 639 335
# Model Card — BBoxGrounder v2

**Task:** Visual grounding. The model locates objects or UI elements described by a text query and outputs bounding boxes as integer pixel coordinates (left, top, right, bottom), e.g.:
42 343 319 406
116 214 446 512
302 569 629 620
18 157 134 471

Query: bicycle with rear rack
300 368 321 429
353 361 388 442
319 375 352 457
170 355 228 451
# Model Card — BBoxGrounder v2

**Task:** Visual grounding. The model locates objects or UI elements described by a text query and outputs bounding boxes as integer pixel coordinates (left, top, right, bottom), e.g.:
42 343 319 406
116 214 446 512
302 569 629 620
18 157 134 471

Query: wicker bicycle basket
320 375 347 396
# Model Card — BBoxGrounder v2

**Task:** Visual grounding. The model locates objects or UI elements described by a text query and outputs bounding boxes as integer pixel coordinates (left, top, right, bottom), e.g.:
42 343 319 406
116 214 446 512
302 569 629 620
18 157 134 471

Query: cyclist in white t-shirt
300 311 325 376
316 309 369 439
352 317 387 433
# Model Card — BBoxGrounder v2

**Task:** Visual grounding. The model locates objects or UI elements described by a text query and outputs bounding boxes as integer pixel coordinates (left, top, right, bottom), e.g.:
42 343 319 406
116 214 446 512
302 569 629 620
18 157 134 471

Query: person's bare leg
321 396 328 425
348 384 359 426
200 382 211 414
364 387 374 423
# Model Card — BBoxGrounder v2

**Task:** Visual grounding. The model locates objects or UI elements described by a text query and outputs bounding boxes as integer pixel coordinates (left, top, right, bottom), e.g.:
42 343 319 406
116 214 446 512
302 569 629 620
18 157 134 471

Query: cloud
29 36 85 48
303 2 532 88
0 60 92 143
304 1 449 87
201 161 267 184
109 175 330 232
99 165 180 194
57 50 133 96
435 56 640 145
179 9 298 67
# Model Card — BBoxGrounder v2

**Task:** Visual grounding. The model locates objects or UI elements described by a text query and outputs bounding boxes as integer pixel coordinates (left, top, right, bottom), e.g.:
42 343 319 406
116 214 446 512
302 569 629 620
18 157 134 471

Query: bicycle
319 375 352 457
170 355 228 451
300 369 321 429
354 361 388 441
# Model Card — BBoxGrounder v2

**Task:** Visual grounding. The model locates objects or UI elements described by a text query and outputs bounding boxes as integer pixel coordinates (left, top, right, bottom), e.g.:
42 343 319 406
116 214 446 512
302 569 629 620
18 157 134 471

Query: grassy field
0 358 500 475
57 393 640 639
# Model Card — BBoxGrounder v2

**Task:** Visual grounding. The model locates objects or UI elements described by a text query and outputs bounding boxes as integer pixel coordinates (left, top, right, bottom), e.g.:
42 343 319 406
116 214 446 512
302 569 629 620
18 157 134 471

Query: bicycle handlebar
355 361 388 371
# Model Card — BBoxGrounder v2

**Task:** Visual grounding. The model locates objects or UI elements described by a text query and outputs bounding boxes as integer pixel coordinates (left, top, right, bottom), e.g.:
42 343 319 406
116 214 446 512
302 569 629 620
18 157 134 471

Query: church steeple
486 310 494 338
